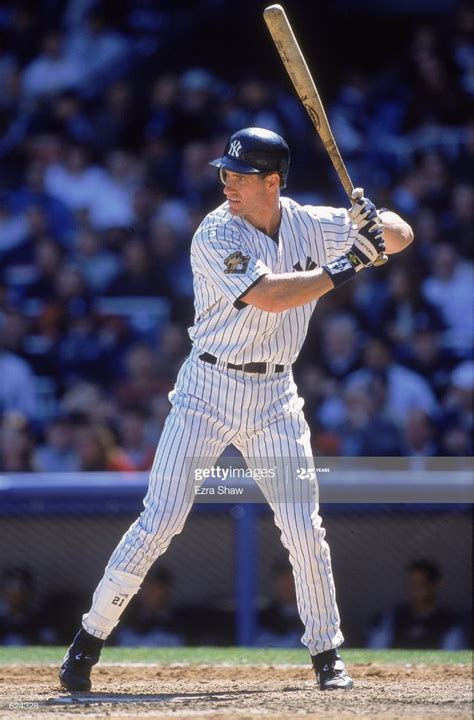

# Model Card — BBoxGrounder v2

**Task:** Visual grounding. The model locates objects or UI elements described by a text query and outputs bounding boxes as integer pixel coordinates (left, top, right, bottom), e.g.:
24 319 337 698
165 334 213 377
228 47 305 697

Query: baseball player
59 128 413 692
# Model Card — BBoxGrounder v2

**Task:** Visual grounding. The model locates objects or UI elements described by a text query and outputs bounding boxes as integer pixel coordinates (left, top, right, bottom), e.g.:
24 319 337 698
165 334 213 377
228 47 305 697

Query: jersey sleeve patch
223 251 250 274
192 222 270 307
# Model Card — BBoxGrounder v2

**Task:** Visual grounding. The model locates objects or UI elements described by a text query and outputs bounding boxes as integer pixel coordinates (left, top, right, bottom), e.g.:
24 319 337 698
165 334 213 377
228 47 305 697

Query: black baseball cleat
59 628 104 691
312 649 353 691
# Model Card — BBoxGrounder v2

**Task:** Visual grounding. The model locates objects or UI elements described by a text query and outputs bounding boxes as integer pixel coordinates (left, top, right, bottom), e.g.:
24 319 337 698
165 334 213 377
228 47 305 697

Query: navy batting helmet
209 128 290 188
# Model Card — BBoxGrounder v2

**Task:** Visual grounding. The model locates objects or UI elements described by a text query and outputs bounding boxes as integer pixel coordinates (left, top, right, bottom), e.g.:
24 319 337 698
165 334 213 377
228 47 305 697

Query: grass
0 647 471 665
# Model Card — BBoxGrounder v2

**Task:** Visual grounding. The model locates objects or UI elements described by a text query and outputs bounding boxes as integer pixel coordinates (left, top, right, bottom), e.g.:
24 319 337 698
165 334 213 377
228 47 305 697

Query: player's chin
227 200 243 214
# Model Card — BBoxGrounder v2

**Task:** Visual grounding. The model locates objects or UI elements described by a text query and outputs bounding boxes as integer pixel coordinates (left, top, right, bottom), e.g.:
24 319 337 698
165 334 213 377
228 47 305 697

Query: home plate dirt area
1 662 472 719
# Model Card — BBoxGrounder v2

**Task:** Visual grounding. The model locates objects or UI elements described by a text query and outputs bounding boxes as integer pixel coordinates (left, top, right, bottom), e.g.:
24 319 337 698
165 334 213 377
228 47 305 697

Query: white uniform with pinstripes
82 197 357 655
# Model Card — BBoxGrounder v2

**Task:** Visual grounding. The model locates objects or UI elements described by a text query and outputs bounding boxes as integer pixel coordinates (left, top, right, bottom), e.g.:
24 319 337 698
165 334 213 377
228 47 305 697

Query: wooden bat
263 4 388 266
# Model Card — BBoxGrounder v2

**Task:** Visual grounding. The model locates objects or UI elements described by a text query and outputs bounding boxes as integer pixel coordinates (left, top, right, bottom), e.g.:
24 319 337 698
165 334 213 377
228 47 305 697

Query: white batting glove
348 222 385 269
348 188 379 230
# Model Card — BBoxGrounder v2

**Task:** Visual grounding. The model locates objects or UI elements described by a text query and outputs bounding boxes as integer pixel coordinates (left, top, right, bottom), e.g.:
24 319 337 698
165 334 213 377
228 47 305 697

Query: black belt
199 352 284 374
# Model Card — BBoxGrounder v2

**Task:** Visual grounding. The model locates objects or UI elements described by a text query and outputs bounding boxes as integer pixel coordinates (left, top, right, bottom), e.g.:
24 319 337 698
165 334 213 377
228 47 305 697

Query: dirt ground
0 662 472 720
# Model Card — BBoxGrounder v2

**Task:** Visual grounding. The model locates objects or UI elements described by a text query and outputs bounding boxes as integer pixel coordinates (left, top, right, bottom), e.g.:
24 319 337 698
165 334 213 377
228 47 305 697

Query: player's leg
81 401 230 641
237 394 352 690
60 367 234 690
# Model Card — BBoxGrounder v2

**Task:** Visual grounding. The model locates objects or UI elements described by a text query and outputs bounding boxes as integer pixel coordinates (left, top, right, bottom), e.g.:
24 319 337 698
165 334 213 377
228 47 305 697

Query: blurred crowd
0 0 473 471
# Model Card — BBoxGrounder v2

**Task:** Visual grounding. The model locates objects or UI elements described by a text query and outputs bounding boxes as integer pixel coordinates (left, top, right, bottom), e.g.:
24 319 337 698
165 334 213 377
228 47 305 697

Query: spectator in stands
92 81 141 154
404 322 457 401
25 236 65 302
0 322 38 420
390 169 426 218
254 561 303 648
346 337 439 426
142 135 180 197
61 381 117 425
412 207 441 260
0 195 29 258
22 32 81 100
3 205 52 269
0 412 36 472
172 68 221 143
63 9 133 94
379 264 445 359
117 407 155 471
317 313 362 380
114 343 170 412
87 151 136 231
74 421 134 472
43 143 110 221
178 140 220 209
145 73 179 144
367 560 467 650
401 27 465 130
34 414 79 472
8 161 75 246
0 566 40 645
72 229 121 293
105 149 143 196
0 307 30 358
154 323 190 384
422 244 474 359
439 361 474 456
324 375 403 456
113 565 184 647
51 282 115 386
0 303 56 381
416 152 451 212
293 365 333 432
451 2 474 96
105 238 158 297
234 78 286 136
147 392 172 441
49 261 90 318
149 220 191 305
401 409 439 456
40 91 96 147
442 183 473 258
328 71 371 183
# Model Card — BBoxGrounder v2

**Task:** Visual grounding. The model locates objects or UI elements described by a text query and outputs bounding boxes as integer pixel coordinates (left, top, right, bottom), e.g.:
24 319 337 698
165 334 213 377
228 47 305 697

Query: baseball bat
263 4 388 266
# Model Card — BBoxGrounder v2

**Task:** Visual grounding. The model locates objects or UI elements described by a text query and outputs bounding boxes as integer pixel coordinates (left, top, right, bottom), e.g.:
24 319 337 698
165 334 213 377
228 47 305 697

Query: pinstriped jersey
189 196 357 365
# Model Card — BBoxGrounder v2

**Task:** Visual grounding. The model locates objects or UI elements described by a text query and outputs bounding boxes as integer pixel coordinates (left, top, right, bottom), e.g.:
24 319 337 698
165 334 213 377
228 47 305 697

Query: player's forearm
380 211 414 254
242 269 335 312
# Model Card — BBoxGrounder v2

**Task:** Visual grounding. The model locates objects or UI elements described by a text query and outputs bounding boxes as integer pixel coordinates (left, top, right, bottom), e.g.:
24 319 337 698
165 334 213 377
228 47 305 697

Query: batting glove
348 188 379 230
348 219 386 269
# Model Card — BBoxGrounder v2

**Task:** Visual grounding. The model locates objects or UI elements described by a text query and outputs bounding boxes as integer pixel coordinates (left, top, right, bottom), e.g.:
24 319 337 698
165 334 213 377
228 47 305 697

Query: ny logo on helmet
228 140 242 158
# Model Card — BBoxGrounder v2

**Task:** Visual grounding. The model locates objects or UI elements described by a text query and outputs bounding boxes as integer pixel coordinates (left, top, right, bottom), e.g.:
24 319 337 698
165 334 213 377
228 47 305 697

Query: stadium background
0 0 472 650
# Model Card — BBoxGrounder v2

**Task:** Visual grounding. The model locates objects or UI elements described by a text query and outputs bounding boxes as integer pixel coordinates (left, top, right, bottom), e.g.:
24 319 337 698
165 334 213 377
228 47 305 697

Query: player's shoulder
195 202 235 234
192 202 240 245
282 195 349 226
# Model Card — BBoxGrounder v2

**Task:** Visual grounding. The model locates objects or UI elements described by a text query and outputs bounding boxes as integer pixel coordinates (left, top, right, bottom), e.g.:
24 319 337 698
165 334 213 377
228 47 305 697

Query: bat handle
373 253 388 267
351 187 388 267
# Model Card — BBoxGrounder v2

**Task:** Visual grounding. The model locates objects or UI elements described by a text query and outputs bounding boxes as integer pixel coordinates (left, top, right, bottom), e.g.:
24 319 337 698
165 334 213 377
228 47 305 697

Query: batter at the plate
59 127 413 692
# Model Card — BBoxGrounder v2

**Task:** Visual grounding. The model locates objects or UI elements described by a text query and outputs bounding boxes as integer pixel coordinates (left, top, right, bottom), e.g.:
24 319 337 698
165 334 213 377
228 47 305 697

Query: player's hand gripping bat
263 4 388 267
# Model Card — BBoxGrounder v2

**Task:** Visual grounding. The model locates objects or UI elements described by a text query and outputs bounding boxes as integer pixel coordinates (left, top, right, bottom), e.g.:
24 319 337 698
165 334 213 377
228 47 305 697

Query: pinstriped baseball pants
83 347 343 654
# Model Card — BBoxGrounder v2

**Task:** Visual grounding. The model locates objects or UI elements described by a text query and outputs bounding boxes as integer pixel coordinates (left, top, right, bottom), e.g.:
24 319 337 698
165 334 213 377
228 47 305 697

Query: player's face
220 170 272 217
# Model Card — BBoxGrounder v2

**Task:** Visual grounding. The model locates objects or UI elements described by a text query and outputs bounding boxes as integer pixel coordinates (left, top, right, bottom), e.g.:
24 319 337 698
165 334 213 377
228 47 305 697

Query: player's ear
265 172 280 191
